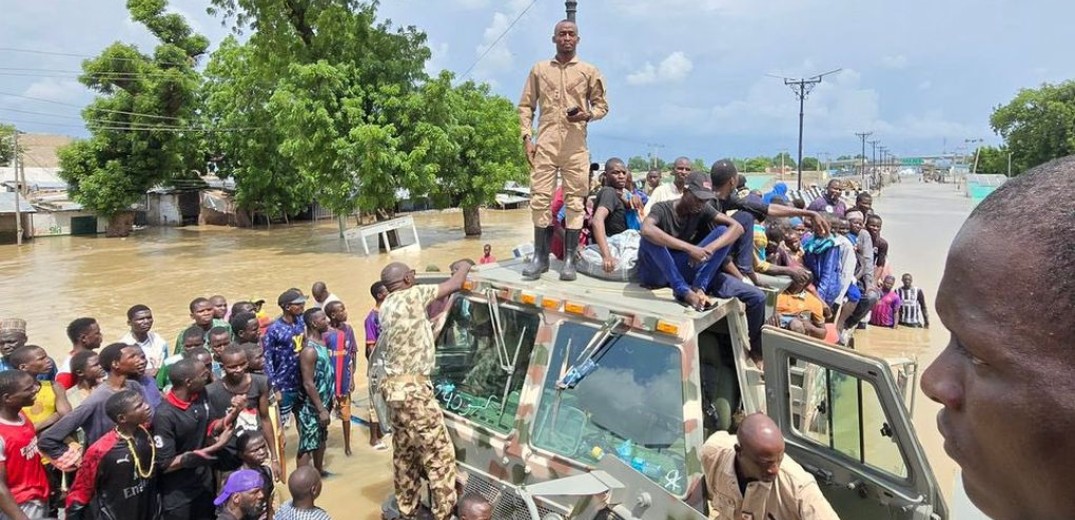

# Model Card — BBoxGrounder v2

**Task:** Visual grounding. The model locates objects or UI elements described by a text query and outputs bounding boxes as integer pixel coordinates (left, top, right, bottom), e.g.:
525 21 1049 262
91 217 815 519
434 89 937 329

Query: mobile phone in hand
566 107 581 117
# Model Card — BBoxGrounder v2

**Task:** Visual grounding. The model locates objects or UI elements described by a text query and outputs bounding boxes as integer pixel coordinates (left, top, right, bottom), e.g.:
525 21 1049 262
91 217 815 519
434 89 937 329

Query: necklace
115 425 156 479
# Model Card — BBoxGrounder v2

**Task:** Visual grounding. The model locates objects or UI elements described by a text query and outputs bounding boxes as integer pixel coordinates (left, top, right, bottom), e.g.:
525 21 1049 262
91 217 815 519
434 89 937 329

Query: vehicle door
762 327 948 520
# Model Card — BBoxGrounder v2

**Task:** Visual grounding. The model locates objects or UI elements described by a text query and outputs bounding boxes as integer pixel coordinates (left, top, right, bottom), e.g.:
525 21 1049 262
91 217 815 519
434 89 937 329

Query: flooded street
0 179 972 516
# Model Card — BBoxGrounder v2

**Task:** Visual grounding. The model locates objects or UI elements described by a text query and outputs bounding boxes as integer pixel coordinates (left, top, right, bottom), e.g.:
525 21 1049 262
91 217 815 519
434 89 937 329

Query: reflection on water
0 208 533 358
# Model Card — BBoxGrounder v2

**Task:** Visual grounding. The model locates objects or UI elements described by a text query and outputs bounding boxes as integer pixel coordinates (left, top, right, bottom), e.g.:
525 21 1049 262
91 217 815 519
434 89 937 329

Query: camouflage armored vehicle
390 259 948 519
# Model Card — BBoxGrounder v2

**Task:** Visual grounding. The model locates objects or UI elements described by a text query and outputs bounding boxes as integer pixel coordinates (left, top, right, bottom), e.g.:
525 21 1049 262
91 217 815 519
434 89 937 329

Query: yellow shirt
702 432 839 520
23 381 56 426
518 55 608 143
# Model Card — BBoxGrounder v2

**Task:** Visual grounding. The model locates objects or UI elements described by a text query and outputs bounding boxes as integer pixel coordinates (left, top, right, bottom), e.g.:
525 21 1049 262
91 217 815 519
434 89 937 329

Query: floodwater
0 179 972 517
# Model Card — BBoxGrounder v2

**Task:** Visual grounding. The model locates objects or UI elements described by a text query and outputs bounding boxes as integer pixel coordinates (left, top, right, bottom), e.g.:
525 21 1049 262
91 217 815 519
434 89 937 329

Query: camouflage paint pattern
429 262 760 519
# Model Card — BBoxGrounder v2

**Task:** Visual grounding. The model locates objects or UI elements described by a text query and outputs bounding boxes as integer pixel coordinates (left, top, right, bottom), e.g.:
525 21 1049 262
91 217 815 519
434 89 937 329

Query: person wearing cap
379 260 472 520
263 289 307 427
518 19 609 282
0 318 28 361
709 159 827 287
638 171 746 312
214 469 265 520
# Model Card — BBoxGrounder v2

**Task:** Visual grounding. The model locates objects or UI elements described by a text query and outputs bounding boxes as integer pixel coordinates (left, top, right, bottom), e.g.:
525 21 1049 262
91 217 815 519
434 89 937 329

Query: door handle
802 464 833 485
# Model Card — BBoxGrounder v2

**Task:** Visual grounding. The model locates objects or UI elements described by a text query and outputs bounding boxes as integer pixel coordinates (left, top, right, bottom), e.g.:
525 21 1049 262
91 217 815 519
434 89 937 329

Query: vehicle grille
464 472 562 519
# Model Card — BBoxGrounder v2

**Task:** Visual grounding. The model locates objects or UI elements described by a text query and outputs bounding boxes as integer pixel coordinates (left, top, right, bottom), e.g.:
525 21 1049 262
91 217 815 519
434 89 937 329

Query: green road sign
901 157 924 166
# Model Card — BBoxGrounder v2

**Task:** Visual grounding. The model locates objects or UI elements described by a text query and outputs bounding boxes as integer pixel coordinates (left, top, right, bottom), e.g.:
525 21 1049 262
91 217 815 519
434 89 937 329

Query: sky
1 0 1072 165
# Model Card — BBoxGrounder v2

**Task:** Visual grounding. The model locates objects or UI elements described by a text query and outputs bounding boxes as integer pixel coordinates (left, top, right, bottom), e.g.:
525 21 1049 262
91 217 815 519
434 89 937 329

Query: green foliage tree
990 81 1075 174
0 124 19 166
800 156 820 170
627 155 651 172
772 151 796 169
415 72 529 235
58 0 207 235
204 0 432 221
974 145 1011 175
743 156 772 173
691 158 707 171
837 155 852 161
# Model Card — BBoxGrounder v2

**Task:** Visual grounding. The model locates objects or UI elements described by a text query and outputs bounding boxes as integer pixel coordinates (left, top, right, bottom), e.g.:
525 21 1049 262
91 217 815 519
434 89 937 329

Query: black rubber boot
560 229 579 281
522 226 550 280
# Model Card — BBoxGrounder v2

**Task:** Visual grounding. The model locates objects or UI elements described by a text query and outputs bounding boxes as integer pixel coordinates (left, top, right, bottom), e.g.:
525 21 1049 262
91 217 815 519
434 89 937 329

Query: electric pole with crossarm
771 69 842 190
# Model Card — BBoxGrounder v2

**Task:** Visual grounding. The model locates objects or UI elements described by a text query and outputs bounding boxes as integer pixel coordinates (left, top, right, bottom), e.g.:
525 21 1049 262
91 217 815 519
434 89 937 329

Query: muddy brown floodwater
0 180 972 517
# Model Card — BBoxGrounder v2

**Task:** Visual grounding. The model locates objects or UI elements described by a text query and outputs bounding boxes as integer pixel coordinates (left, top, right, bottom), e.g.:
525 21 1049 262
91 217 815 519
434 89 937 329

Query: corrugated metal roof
0 192 37 214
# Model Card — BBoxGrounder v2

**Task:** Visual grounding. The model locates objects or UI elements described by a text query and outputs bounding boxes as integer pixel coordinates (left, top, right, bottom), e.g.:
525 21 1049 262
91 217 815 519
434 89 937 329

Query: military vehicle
385 259 947 519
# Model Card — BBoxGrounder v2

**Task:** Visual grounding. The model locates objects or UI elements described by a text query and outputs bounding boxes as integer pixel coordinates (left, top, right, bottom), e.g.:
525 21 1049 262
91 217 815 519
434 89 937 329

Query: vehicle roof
468 259 738 332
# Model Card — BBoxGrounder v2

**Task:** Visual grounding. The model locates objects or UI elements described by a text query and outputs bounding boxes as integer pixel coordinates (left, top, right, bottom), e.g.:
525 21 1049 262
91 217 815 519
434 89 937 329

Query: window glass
790 360 908 479
531 321 688 495
432 297 539 433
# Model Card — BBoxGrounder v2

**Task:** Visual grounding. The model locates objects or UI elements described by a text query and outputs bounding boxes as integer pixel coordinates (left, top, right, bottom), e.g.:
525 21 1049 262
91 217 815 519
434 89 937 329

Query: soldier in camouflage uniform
379 260 472 520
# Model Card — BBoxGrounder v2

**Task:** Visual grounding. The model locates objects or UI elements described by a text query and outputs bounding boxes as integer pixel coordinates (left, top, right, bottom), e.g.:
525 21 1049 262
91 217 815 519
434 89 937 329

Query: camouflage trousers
383 379 457 520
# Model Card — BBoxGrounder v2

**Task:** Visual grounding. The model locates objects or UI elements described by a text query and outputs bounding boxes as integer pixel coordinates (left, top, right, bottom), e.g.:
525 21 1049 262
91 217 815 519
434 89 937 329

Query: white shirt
309 293 341 310
643 182 684 215
118 330 170 370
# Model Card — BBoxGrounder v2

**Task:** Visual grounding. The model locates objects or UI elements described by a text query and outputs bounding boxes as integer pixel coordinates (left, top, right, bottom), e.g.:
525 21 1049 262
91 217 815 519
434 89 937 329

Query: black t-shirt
206 374 269 435
152 394 214 511
712 194 769 219
646 200 719 243
593 187 628 237
75 429 160 519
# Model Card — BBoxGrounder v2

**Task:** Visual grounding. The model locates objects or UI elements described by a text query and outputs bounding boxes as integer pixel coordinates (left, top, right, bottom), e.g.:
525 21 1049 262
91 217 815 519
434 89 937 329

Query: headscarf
762 182 789 205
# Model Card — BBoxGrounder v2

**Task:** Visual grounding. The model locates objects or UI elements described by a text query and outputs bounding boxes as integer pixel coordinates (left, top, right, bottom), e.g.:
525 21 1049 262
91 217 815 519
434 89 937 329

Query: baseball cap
277 289 306 307
214 469 263 506
684 171 716 201
710 159 738 177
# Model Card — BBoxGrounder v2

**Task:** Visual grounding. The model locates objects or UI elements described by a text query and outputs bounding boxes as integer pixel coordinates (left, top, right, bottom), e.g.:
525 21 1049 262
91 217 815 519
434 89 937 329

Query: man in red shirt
0 370 49 520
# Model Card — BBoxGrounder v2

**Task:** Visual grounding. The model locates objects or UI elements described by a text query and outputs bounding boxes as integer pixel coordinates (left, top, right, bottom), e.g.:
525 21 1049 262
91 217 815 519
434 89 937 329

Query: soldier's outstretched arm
437 261 472 300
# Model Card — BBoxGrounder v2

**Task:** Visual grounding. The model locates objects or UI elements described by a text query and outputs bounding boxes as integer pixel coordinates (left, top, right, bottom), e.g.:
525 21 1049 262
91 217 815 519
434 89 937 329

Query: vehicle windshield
531 321 688 495
432 296 539 433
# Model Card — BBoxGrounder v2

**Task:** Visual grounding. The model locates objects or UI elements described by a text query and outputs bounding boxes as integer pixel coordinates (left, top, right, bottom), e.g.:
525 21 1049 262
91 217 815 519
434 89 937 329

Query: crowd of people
0 282 365 520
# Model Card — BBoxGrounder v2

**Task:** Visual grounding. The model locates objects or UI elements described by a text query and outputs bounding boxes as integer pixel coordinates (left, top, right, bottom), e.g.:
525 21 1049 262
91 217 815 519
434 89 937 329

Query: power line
0 91 192 122
0 46 192 68
2 117 259 133
460 0 540 80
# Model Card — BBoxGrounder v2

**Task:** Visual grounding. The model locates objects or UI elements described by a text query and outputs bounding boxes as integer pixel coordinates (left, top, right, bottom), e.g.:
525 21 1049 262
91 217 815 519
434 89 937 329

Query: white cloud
881 55 908 69
23 78 87 104
426 42 451 76
471 0 534 80
626 51 693 85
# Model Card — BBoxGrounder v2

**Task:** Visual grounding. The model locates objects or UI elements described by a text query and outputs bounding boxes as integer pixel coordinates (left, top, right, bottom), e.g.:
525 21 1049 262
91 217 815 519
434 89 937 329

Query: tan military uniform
519 55 608 229
379 284 457 520
702 432 840 520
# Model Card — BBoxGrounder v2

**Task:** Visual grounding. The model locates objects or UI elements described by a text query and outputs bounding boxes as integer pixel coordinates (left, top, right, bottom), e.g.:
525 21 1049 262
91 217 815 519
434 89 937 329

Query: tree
743 156 771 173
416 73 528 235
691 158 707 171
837 155 852 161
974 145 1011 175
990 81 1075 175
627 155 651 172
204 0 432 220
58 0 207 235
0 124 19 166
800 156 820 170
772 152 796 169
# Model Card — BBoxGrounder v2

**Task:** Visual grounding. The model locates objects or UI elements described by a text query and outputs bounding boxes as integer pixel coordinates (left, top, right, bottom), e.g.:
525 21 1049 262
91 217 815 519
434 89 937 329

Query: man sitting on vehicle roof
577 157 642 281
637 173 769 363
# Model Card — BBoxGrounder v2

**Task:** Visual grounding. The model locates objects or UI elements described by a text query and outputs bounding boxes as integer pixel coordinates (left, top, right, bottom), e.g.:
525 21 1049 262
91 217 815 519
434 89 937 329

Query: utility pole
1007 152 1012 176
565 0 577 21
855 131 872 189
11 130 21 246
772 68 841 191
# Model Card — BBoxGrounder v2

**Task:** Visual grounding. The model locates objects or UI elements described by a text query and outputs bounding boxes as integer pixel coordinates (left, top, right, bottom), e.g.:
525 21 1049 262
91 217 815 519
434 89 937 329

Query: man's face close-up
922 220 1075 520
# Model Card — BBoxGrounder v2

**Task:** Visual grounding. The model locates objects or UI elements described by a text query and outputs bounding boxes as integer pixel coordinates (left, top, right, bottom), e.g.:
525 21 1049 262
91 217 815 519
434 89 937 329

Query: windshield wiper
556 316 628 390
485 289 512 372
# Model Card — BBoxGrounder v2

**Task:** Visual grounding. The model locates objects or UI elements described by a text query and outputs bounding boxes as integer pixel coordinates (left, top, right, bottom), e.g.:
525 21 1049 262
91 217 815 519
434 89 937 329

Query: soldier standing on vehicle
518 19 608 282
701 413 838 520
378 260 472 520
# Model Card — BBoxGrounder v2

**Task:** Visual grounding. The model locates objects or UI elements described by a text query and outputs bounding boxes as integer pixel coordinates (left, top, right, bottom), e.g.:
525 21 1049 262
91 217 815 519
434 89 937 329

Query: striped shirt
274 501 331 520
897 286 929 326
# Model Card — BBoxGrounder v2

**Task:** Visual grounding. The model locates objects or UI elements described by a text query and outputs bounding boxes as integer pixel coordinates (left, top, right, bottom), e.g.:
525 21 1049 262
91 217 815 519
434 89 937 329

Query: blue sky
1 0 1071 164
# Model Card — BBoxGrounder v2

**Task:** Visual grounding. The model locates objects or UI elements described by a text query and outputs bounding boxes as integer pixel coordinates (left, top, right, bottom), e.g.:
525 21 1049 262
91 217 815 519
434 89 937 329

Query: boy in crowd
66 390 159 520
174 298 231 355
157 327 207 390
363 282 388 450
41 343 149 467
66 350 103 409
297 309 334 474
206 345 279 476
210 295 229 321
275 467 330 520
119 305 169 378
0 370 48 520
214 469 265 520
154 358 237 520
230 312 261 346
56 317 103 389
897 273 930 328
324 301 357 456
8 346 70 433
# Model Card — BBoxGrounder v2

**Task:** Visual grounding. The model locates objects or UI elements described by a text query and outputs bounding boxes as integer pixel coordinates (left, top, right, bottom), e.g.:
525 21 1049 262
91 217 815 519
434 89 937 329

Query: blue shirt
0 356 58 381
263 316 305 393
